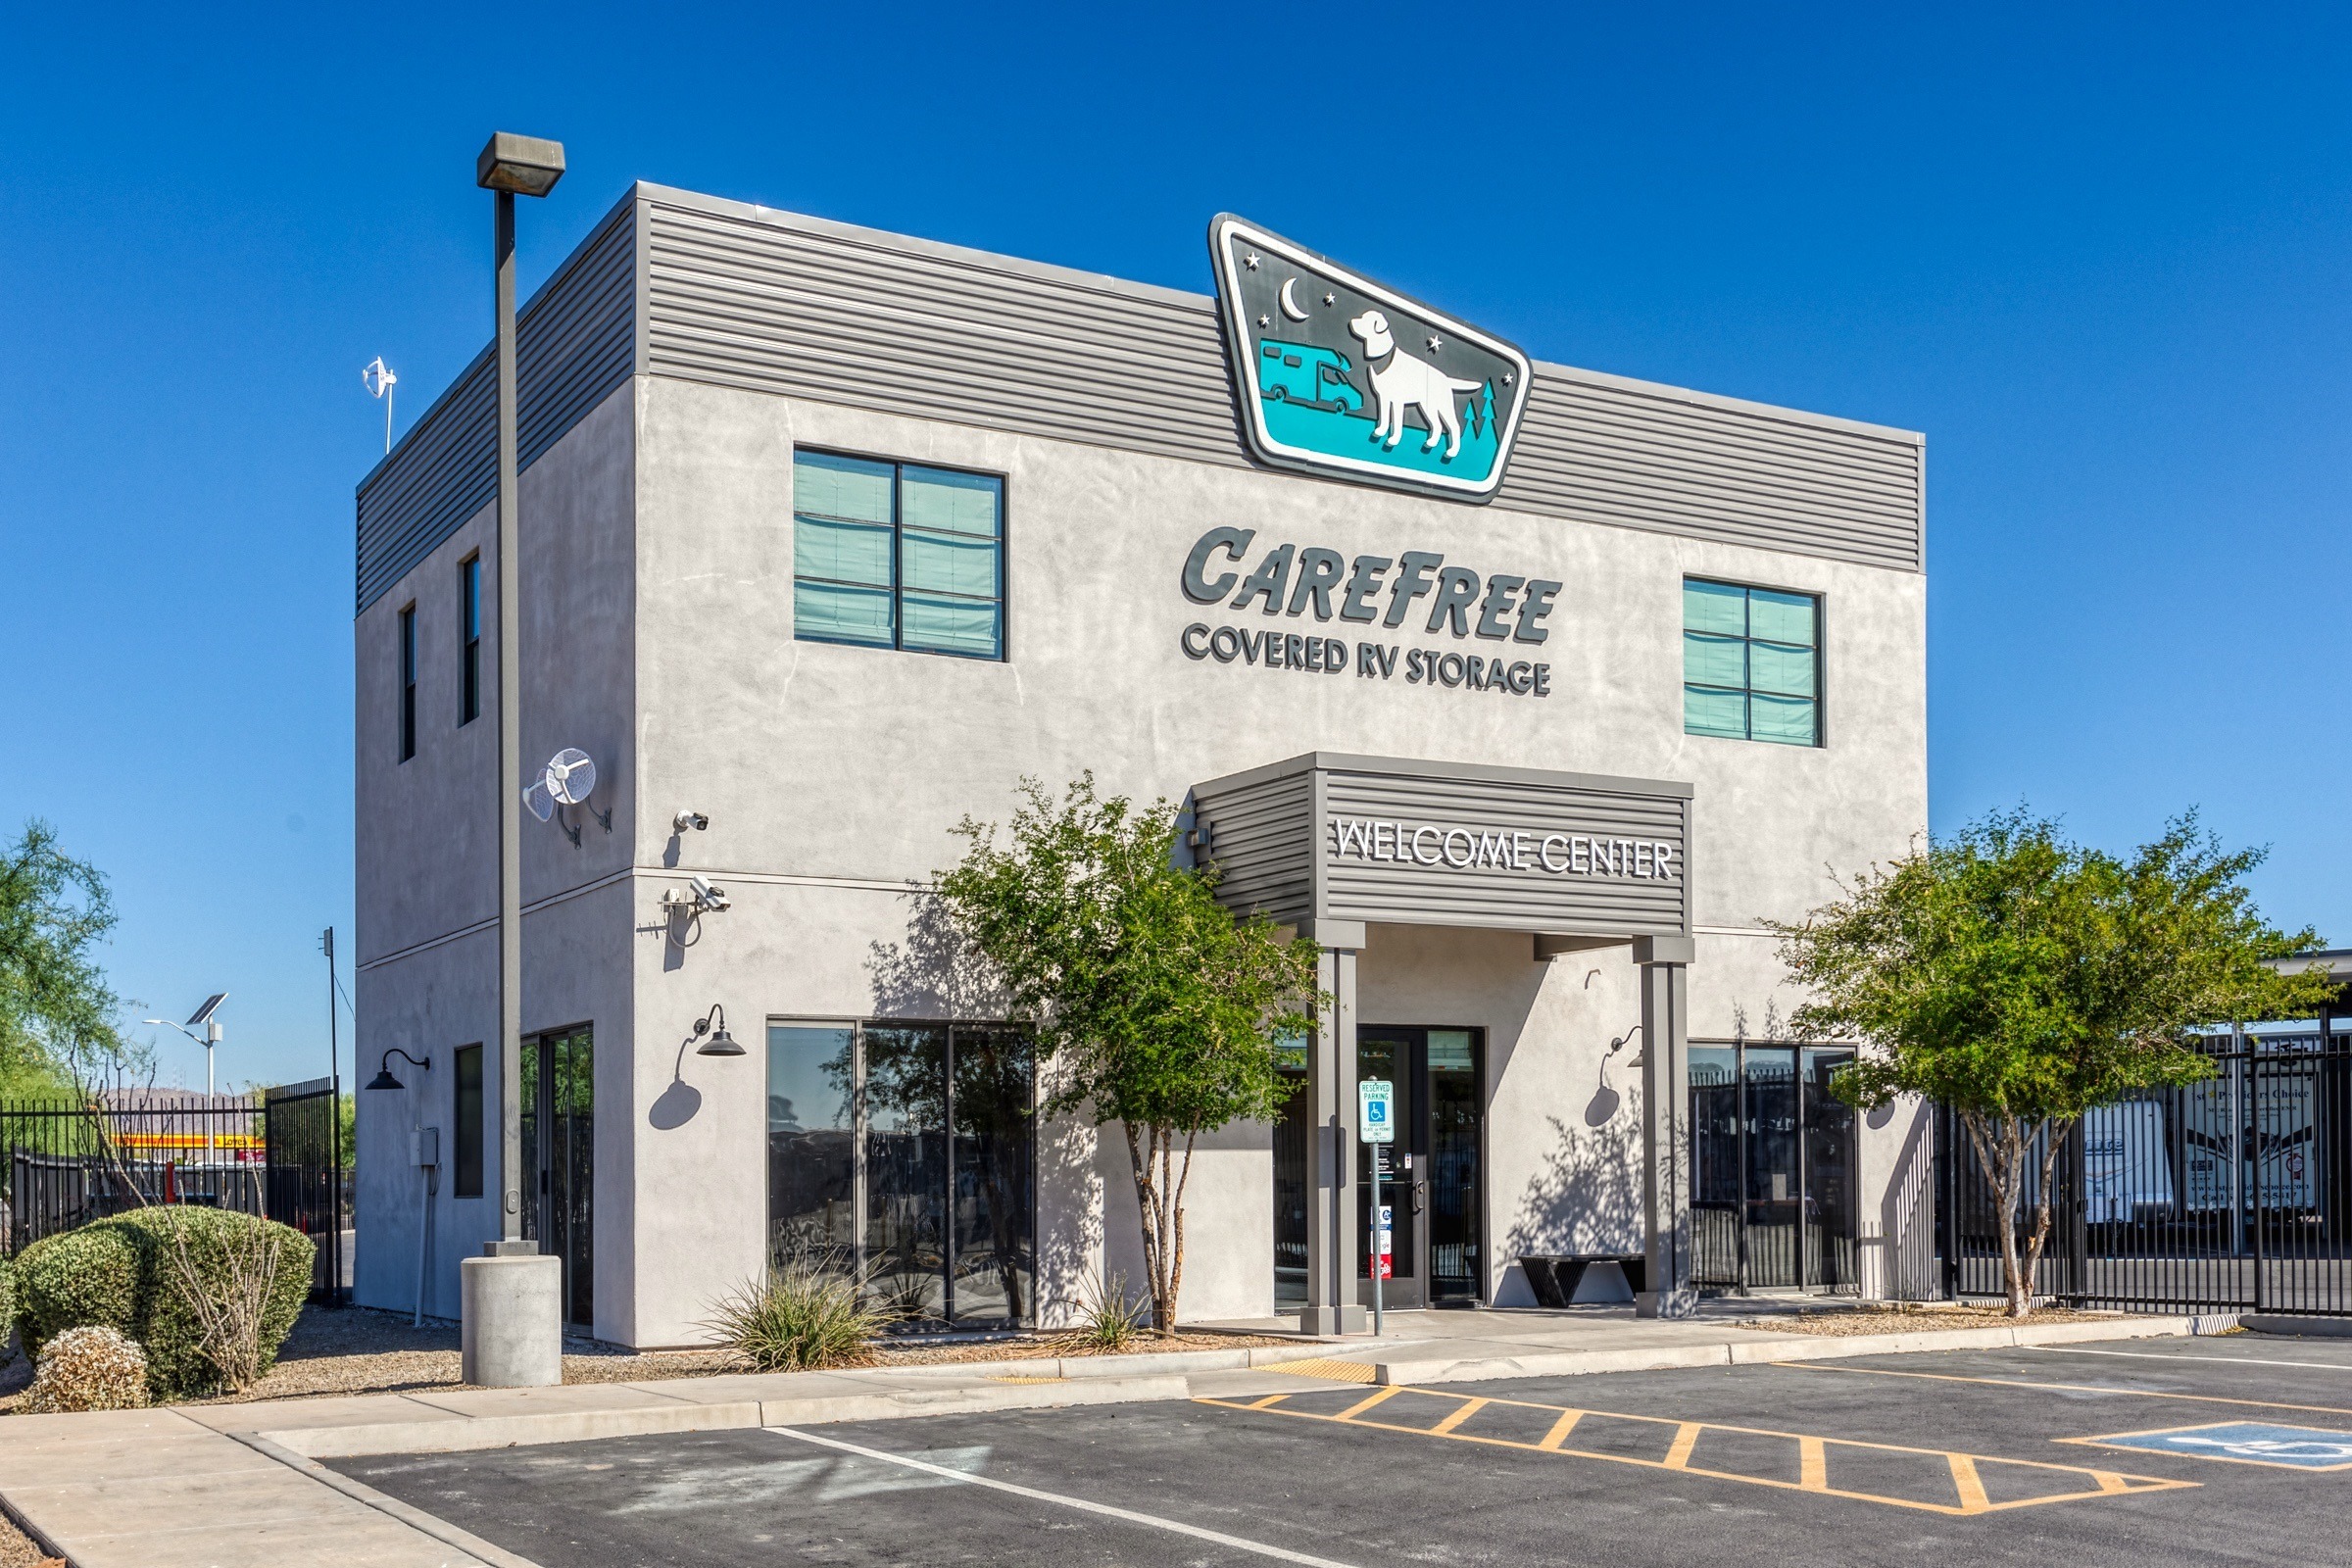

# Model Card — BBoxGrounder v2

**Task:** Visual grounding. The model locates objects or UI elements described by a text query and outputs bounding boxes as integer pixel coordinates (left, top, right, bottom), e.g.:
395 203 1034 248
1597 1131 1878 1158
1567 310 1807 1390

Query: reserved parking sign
1359 1080 1395 1144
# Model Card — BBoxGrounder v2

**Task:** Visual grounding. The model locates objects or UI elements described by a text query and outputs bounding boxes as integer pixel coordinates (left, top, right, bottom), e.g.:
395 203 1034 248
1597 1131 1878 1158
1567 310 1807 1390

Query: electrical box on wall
413 1127 439 1168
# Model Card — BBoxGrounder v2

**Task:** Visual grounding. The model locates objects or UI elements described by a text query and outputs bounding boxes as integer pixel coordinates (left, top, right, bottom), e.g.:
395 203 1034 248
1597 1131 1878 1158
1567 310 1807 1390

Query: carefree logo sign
1209 215 1534 501
1329 818 1682 882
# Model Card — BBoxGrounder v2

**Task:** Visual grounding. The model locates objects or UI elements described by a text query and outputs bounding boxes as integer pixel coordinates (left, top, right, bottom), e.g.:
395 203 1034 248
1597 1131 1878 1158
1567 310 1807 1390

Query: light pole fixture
464 129 569 1394
367 1048 432 1092
144 993 227 1159
475 130 564 1254
692 1004 744 1057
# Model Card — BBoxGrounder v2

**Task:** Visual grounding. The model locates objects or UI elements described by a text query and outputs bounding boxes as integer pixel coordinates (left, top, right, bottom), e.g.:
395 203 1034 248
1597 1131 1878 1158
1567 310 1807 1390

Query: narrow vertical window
454 1043 483 1198
459 556 481 726
398 605 417 761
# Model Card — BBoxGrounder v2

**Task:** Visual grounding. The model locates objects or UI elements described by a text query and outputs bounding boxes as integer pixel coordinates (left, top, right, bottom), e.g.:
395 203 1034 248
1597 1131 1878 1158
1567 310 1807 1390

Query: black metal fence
1939 1029 2352 1314
0 1085 347 1301
264 1078 345 1298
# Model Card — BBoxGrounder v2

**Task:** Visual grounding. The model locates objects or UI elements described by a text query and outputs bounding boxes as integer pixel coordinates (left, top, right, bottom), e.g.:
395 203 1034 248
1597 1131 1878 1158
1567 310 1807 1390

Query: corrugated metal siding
1319 768 1687 936
353 201 638 612
1191 770 1314 925
1193 756 1690 937
641 195 1922 573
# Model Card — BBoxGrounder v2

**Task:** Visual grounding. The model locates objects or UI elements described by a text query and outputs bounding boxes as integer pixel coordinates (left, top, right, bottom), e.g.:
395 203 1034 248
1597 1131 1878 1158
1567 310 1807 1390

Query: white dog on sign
1348 310 1485 459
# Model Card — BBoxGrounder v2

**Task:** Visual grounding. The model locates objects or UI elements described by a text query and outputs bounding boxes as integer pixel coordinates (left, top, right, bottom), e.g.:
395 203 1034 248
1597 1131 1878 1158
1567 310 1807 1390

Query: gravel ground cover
0 1507 63 1568
0 1307 1298 1411
1742 1301 2126 1335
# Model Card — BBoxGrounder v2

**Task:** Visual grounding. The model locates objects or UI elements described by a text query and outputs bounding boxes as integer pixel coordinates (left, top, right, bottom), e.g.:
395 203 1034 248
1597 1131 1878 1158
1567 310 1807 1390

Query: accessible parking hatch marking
2060 1422 2352 1472
1197 1377 2191 1517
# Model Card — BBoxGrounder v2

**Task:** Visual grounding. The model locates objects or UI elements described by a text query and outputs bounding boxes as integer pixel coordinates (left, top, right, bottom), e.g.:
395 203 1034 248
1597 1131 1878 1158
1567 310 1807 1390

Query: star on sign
1426 335 1444 352
1501 372 1514 385
1322 291 1336 306
1243 253 1260 270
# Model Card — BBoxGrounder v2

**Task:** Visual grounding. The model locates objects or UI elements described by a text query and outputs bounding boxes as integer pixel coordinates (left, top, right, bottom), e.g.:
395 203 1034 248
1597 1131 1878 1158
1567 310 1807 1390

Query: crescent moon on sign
1278 277 1310 322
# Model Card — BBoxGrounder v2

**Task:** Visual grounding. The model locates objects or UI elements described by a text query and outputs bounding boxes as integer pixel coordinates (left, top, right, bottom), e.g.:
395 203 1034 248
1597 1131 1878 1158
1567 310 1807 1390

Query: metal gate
1938 1029 2352 1314
1690 1041 1860 1295
263 1077 345 1301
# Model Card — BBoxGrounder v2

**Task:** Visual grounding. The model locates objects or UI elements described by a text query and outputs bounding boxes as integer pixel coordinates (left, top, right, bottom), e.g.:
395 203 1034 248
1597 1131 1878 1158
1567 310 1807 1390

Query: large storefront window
766 1019 1035 1329
1690 1041 1857 1293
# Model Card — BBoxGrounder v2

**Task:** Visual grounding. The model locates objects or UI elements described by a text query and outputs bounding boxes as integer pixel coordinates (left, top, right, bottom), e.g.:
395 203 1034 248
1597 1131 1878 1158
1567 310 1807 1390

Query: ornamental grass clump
1055 1271 1151 1354
23 1325 149 1413
704 1259 894 1372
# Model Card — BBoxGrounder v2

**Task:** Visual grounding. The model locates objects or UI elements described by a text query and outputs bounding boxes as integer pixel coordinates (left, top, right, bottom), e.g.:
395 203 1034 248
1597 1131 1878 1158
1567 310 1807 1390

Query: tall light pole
144 994 226 1161
464 131 566 1389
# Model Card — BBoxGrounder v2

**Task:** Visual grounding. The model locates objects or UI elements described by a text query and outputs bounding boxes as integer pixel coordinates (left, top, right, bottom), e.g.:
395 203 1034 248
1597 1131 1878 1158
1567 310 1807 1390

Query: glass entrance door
1689 1041 1856 1293
1357 1026 1485 1309
520 1024 593 1329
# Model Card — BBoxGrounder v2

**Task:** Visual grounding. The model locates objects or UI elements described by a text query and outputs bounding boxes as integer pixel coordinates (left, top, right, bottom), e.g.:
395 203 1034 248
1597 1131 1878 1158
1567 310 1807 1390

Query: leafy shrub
0 1254 13 1356
705 1259 894 1372
23 1324 149 1412
15 1223 141 1359
11 1208 312 1399
1055 1271 1151 1353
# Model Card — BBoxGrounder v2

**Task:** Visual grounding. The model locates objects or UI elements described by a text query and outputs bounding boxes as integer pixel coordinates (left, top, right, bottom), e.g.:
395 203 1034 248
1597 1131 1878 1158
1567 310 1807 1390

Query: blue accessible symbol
2074 1421 2352 1471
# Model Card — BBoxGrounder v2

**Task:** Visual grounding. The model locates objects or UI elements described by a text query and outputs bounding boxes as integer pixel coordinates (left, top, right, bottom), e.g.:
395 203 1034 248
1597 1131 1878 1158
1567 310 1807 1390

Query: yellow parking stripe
1946 1454 1990 1515
1662 1423 1702 1470
1429 1397 1489 1437
1195 1383 2193 1517
1335 1385 1406 1421
1798 1436 1828 1493
1537 1409 1585 1450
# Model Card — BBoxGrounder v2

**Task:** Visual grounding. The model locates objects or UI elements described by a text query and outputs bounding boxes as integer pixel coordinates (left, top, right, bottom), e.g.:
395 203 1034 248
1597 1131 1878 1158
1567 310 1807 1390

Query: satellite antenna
532 748 608 845
363 357 399 454
545 748 597 805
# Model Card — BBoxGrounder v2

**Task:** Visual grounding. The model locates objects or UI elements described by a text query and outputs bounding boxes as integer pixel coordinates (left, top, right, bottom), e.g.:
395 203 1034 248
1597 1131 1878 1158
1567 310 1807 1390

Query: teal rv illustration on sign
1209 214 1534 501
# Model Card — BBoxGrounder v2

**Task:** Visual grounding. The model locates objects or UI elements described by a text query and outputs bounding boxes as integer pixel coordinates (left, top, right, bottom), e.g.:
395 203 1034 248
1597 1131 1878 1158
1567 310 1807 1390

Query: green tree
935 776 1321 1332
1777 808 2333 1316
0 820 133 1094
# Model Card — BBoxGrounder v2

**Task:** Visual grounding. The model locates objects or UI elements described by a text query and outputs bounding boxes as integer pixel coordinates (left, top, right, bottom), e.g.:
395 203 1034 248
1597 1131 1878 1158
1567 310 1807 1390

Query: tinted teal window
1682 578 1822 746
793 452 1004 660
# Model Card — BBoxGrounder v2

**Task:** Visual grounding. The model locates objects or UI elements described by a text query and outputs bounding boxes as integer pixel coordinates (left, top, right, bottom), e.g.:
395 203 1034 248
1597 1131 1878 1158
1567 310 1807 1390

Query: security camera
690 875 730 912
673 810 710 833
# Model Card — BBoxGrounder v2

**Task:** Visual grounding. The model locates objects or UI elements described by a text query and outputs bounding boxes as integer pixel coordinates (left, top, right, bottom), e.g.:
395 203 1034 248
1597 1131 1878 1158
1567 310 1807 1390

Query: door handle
1411 1179 1427 1216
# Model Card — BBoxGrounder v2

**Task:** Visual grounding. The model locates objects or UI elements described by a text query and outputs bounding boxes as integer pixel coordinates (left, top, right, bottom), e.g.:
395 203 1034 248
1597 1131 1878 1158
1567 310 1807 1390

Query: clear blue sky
3 5 2346 1090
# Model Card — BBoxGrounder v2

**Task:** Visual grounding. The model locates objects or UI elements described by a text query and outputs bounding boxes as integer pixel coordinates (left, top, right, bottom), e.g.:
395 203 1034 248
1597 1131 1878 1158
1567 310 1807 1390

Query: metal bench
1519 1252 1646 1307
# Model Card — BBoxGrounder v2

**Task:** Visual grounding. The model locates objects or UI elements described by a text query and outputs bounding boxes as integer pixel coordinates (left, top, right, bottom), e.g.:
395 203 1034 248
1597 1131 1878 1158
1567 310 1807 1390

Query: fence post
1936 1104 1958 1301
2067 1115 2088 1306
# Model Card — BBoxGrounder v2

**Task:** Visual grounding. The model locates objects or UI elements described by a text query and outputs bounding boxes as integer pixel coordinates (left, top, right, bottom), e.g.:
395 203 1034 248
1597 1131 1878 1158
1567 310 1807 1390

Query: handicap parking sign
2075 1421 2352 1471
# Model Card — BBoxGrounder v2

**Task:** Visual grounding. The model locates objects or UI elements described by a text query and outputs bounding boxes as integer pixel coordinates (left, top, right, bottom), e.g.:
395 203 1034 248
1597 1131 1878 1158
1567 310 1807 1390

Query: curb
1362 1315 2203 1387
264 1373 1196 1460
2242 1312 2352 1339
882 1343 1336 1382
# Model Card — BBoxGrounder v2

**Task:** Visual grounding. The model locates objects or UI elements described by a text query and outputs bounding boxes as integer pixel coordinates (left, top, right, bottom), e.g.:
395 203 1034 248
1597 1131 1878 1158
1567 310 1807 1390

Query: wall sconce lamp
367 1048 432 1091
692 1004 743 1057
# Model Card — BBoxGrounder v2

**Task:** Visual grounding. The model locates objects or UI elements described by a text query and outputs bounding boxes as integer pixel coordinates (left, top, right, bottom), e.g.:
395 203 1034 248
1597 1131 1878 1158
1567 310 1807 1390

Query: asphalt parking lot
334 1335 2352 1567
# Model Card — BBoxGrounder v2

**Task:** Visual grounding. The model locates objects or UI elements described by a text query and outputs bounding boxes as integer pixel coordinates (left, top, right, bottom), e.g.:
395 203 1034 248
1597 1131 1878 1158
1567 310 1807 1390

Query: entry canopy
1189 753 1691 947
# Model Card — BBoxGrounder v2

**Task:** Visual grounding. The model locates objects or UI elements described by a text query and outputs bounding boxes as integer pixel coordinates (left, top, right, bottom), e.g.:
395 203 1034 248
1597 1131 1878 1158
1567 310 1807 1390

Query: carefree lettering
1327 818 1681 881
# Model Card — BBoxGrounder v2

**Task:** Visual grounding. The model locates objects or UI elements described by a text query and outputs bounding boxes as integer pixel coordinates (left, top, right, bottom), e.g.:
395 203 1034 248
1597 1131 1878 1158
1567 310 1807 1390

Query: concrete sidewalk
0 1307 2223 1567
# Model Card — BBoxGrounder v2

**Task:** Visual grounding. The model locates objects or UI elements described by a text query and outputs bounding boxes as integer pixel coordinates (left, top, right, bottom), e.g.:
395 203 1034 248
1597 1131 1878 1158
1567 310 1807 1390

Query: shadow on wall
1874 1103 1938 1300
1504 1111 1643 1272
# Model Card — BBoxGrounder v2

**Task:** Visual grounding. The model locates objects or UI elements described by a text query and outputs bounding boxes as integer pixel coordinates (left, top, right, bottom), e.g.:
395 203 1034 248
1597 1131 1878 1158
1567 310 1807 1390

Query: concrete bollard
461 1253 564 1387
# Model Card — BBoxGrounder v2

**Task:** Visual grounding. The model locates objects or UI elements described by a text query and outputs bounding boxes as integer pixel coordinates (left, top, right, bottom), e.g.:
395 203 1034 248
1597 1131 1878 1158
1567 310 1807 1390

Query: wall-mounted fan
521 748 611 845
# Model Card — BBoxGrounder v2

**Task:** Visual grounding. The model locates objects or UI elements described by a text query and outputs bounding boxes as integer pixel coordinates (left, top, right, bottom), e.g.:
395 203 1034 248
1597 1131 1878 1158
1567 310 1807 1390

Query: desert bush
1055 1271 1151 1353
705 1258 894 1372
23 1325 149 1413
0 1254 14 1357
11 1208 311 1399
15 1223 141 1359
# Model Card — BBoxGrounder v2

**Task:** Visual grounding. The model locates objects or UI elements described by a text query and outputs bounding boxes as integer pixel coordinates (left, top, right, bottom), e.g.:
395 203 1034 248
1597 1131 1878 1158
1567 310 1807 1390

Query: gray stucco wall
353 379 638 1336
355 340 1929 1344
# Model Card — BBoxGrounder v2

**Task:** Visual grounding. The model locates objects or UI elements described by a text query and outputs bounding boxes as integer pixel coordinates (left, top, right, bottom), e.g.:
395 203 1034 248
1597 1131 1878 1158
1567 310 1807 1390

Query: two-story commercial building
352 182 1932 1346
